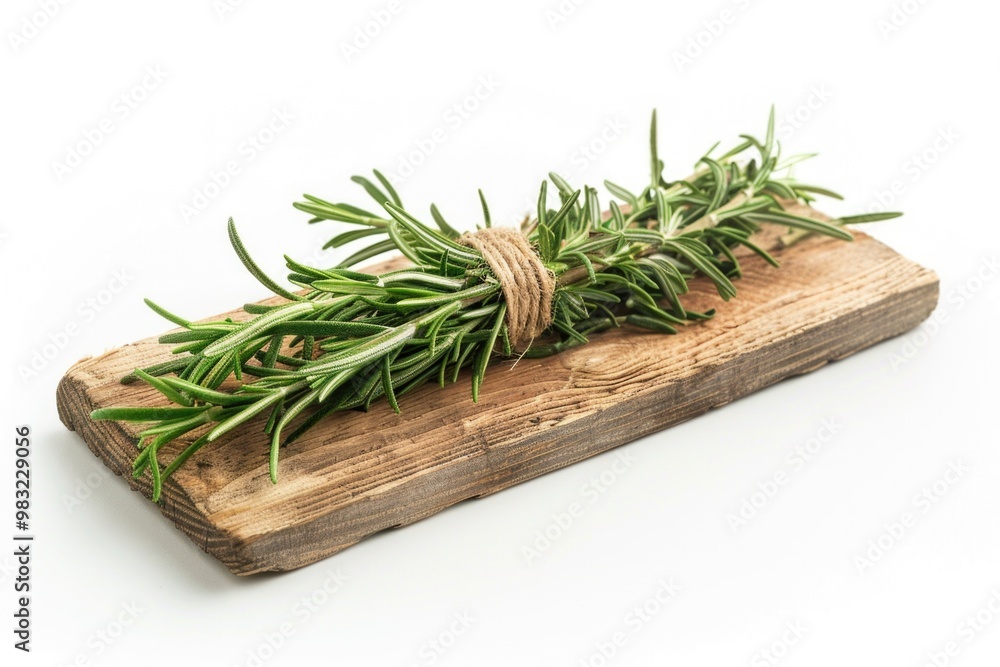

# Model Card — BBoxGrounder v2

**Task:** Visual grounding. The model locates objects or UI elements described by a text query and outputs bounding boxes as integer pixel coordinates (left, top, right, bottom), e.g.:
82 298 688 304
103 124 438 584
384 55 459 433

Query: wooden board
57 207 939 575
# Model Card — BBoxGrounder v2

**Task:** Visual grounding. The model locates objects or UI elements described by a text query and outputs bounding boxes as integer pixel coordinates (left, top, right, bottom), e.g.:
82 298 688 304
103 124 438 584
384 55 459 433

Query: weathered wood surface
57 207 938 575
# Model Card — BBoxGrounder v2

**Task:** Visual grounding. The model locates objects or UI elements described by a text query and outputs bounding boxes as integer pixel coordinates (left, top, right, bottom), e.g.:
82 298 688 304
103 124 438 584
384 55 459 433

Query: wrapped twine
458 227 555 351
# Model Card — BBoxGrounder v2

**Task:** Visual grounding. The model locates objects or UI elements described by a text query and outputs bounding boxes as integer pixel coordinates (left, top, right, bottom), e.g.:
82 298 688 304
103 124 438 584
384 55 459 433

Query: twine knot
458 227 554 350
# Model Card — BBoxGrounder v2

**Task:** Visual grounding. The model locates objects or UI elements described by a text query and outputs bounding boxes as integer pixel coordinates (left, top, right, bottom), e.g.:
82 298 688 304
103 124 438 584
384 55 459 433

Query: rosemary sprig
91 108 901 501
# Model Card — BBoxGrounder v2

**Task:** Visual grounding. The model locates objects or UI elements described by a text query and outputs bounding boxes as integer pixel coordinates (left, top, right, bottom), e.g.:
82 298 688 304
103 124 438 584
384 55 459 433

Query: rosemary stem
681 188 754 233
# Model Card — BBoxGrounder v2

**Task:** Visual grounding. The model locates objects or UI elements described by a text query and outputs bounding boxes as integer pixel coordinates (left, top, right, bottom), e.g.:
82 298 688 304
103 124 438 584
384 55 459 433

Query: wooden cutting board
57 206 938 575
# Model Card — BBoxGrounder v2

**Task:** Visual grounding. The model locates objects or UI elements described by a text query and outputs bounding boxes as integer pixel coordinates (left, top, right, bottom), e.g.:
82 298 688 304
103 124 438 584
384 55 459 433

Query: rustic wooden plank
56 207 939 575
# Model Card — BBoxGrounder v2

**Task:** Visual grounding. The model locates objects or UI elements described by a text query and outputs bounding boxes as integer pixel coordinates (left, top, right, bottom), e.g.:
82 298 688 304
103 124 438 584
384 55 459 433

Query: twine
458 227 554 350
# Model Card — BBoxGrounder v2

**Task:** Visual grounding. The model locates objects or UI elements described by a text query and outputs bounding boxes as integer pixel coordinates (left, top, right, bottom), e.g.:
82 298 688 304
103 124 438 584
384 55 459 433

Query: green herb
91 108 901 501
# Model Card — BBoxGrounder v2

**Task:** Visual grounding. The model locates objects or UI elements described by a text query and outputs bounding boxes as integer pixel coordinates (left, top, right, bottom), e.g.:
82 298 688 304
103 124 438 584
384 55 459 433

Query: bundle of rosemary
92 109 898 500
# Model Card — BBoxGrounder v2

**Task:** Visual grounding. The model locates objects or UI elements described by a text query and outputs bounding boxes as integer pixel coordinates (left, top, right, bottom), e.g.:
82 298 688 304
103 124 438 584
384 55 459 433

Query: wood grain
57 207 938 575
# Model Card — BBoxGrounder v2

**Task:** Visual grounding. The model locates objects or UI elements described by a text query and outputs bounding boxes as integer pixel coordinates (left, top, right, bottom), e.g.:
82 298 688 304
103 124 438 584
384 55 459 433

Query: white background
2 0 999 665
